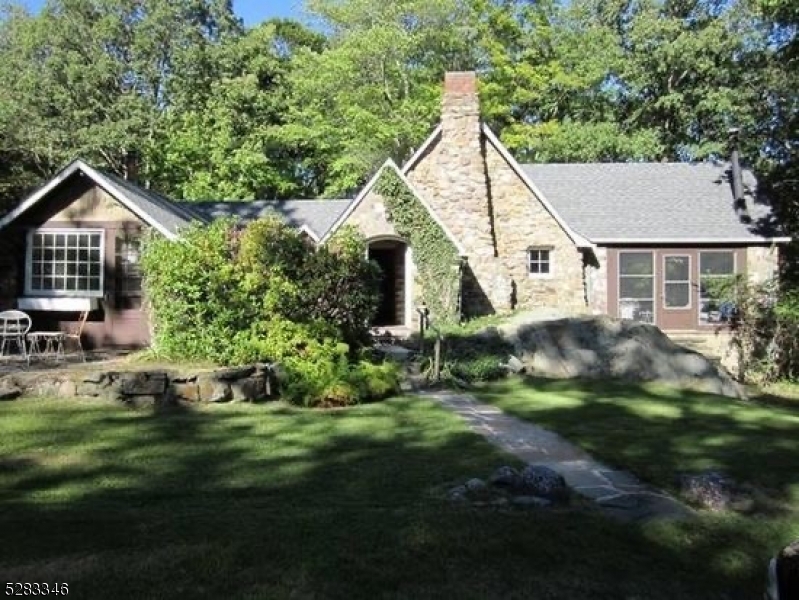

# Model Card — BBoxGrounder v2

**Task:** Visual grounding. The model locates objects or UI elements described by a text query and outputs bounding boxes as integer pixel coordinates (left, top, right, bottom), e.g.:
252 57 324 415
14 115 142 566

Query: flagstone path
421 389 694 522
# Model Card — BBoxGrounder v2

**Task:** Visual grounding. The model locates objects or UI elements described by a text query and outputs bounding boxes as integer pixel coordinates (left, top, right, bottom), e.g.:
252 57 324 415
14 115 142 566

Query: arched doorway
367 238 410 327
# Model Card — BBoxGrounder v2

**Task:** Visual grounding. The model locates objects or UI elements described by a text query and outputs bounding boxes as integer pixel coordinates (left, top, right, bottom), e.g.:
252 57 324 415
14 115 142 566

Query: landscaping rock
679 471 736 511
447 485 469 503
511 495 552 508
230 376 266 402
489 465 521 489
0 383 21 400
497 315 742 398
465 478 488 493
118 371 167 396
171 381 200 403
519 465 568 502
197 374 232 403
501 355 526 374
213 366 256 381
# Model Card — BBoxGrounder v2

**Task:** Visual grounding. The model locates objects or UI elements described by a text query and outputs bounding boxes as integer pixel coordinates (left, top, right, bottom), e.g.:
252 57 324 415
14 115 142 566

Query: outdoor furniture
64 310 89 362
0 310 32 363
27 330 66 362
26 310 89 363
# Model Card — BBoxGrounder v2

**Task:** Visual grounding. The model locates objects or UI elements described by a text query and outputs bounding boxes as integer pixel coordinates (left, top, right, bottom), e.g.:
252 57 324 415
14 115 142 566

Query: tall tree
0 0 240 195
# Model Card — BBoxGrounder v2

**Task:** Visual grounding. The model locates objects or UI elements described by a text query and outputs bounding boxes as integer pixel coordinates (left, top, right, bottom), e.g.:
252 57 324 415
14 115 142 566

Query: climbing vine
376 168 461 324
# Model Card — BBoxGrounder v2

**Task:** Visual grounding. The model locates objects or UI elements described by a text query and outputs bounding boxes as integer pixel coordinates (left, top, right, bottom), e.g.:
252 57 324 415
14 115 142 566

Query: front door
369 247 399 326
658 254 693 329
105 227 149 347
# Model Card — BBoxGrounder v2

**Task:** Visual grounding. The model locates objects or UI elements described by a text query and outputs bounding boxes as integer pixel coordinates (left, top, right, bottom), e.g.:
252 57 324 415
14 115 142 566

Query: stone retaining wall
0 363 276 406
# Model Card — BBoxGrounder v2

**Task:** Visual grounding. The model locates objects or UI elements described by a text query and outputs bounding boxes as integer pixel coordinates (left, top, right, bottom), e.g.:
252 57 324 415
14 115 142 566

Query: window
528 248 551 276
663 255 691 309
26 230 104 297
115 230 142 309
699 251 737 324
618 251 654 323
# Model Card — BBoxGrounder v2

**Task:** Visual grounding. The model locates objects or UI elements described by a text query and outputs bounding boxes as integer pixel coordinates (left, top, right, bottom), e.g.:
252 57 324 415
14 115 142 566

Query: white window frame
528 247 553 278
662 254 692 310
698 250 737 326
24 228 105 298
618 250 655 324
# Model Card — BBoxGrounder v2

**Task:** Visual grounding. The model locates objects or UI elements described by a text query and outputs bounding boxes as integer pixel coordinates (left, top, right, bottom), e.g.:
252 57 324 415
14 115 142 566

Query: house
0 71 789 349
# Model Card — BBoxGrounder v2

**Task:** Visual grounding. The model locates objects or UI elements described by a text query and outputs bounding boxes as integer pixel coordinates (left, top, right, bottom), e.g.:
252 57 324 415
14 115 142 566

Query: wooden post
433 336 441 381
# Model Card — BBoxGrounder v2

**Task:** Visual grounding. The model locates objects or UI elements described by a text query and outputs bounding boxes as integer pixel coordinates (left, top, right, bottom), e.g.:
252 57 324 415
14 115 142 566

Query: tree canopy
0 0 795 217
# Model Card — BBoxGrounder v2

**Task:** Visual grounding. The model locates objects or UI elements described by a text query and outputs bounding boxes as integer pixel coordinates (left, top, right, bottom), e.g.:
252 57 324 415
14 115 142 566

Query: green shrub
141 216 387 407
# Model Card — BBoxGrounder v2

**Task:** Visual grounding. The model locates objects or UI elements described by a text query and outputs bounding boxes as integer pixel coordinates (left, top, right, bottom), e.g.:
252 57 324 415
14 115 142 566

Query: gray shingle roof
521 162 783 243
179 199 352 240
98 170 199 237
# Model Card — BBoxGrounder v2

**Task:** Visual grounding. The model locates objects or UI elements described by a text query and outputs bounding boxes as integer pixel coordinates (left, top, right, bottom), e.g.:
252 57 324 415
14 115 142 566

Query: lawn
0 395 794 599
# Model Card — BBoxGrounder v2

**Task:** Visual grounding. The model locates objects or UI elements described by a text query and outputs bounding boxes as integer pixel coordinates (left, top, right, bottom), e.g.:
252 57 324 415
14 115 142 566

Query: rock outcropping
489 315 741 398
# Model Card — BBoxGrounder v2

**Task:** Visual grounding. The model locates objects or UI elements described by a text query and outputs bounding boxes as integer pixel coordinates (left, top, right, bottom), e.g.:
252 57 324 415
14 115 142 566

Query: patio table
27 331 66 361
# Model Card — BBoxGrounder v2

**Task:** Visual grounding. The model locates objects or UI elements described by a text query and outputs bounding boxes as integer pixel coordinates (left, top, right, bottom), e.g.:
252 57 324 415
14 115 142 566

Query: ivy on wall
375 167 462 324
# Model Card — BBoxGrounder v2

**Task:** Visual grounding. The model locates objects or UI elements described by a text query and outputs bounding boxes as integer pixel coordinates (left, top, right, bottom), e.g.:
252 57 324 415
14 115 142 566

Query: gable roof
320 159 467 255
399 123 593 248
521 162 789 244
181 199 351 242
0 159 196 239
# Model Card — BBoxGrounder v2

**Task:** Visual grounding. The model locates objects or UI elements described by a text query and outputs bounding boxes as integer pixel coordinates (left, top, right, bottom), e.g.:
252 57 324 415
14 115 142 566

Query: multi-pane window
663 255 691 309
618 252 654 323
699 251 736 324
528 248 551 275
115 231 142 309
26 230 103 296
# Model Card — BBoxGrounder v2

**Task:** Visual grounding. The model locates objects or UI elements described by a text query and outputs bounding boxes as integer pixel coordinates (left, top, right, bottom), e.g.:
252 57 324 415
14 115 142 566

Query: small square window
528 248 552 276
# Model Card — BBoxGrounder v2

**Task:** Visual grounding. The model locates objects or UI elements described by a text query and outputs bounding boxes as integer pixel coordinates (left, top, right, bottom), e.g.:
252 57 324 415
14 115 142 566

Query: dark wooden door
369 247 398 326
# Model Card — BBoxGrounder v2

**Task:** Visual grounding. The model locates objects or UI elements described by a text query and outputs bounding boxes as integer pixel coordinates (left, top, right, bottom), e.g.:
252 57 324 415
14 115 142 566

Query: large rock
489 465 522 489
118 371 167 396
498 316 742 398
519 465 568 502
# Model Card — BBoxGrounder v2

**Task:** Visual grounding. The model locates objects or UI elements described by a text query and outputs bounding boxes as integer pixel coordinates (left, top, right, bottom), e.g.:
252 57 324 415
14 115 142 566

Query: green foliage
375 167 461 324
141 216 386 406
730 279 799 382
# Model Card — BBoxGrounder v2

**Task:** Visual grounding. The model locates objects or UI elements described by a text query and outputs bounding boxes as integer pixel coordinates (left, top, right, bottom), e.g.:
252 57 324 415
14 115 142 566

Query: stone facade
746 244 780 284
585 247 609 315
405 72 585 316
341 187 400 240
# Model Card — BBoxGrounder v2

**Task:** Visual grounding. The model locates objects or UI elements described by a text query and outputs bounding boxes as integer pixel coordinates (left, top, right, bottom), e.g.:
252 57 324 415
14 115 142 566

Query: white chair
0 310 32 363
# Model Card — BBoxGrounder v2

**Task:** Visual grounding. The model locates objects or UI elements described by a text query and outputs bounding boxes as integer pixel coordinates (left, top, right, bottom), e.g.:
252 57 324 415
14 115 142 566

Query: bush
141 216 387 407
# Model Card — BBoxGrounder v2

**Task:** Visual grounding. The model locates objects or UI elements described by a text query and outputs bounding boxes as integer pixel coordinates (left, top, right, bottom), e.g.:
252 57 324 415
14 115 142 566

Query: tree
0 0 240 194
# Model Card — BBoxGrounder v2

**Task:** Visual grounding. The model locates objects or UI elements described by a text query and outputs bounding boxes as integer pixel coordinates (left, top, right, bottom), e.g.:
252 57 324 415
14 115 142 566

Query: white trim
17 297 99 311
401 124 442 174
480 125 594 249
0 158 180 240
593 237 791 244
320 159 468 256
298 224 320 243
24 228 105 298
404 245 414 327
662 254 692 310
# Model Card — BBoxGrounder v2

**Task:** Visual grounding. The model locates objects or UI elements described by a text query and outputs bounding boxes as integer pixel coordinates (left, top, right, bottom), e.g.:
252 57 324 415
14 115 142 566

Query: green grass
0 395 795 599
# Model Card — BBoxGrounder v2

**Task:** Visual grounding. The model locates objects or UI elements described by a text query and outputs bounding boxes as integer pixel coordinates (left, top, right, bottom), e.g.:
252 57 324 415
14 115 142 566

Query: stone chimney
436 71 494 255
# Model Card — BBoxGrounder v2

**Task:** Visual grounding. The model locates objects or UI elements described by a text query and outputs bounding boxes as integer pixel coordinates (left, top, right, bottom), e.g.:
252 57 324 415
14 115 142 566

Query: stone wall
0 364 276 406
405 71 585 316
747 244 780 284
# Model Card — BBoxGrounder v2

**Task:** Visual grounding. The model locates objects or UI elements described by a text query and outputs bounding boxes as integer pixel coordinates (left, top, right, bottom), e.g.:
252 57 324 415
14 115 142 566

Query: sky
19 0 304 27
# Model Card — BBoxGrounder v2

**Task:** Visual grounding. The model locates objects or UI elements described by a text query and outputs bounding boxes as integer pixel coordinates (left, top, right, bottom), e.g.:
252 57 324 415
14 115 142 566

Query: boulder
197 374 232 403
489 465 522 489
497 315 741 398
118 371 167 397
230 376 266 402
465 477 488 493
212 366 256 381
519 465 568 502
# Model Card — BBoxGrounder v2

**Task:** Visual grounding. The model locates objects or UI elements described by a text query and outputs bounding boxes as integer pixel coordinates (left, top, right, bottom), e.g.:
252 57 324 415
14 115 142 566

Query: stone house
0 71 789 348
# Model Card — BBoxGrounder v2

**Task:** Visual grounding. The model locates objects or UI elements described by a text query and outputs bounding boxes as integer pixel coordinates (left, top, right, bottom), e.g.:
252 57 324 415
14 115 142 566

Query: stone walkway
421 390 694 523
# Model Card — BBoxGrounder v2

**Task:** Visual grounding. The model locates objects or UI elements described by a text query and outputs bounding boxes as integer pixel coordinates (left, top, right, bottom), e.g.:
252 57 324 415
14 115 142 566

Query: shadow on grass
0 395 793 599
478 376 799 507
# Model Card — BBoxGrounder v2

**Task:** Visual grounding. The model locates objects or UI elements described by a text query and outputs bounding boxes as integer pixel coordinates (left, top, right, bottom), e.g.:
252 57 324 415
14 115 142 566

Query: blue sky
19 0 304 27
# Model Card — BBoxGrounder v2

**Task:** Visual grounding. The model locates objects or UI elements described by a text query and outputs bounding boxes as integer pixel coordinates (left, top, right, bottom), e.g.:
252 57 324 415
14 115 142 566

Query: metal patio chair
0 310 32 364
